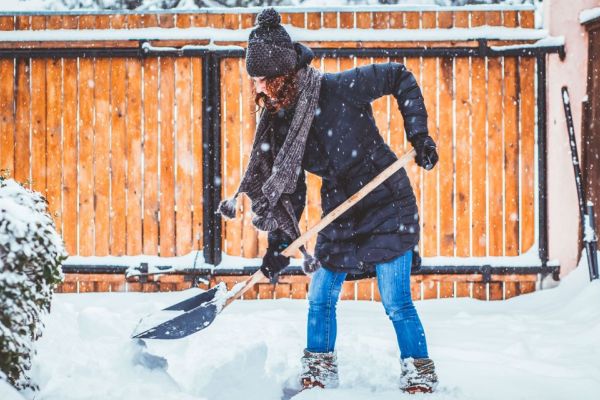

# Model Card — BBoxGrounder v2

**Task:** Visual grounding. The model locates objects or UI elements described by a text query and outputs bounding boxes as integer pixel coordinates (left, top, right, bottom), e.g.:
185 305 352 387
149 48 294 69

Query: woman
219 8 439 394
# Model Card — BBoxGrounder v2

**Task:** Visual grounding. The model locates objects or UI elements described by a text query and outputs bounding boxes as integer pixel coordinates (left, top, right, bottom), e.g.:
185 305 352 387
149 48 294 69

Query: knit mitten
399 357 439 394
300 349 339 389
409 133 438 170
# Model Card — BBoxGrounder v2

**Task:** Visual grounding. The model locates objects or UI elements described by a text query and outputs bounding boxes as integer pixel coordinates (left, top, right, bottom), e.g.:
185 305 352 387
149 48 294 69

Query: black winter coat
268 45 429 280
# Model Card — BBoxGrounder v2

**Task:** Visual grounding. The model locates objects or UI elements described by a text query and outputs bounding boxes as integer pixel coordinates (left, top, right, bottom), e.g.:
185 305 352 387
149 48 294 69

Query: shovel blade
133 303 219 340
163 285 223 312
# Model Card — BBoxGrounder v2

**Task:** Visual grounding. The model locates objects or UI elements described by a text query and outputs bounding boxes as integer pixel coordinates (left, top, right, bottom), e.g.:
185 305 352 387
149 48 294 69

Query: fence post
202 52 222 266
537 54 549 267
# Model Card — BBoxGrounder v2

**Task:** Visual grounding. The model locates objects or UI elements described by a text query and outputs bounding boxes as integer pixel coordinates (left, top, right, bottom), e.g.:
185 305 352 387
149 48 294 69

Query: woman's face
252 76 268 96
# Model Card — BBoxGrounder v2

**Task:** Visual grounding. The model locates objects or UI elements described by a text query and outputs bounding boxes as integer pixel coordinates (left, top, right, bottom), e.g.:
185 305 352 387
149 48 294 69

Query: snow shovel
132 148 418 340
561 86 599 280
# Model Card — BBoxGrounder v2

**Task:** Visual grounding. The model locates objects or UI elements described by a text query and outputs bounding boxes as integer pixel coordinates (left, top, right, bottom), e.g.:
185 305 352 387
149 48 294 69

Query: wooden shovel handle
282 148 416 257
224 149 417 307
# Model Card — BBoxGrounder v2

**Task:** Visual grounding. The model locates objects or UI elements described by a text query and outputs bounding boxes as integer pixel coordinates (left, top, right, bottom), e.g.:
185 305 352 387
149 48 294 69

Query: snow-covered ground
28 258 600 400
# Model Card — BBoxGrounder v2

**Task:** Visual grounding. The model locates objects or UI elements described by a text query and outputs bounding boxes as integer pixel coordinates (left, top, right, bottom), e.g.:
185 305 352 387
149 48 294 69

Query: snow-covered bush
0 178 67 390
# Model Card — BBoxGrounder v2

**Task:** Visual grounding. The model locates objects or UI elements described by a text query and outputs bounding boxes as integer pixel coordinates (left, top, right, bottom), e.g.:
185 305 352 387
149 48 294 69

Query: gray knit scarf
218 66 322 271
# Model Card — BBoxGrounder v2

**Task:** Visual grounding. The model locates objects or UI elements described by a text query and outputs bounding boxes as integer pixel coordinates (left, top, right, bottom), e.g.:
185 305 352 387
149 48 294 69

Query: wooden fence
0 8 542 260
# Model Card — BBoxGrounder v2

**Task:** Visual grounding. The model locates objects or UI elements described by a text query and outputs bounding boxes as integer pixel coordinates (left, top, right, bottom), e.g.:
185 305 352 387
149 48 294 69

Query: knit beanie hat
246 8 297 77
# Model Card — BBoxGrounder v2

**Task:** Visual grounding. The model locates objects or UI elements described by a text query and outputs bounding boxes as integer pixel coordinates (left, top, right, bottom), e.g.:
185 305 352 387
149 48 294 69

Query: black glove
411 247 422 273
260 244 290 280
410 133 439 170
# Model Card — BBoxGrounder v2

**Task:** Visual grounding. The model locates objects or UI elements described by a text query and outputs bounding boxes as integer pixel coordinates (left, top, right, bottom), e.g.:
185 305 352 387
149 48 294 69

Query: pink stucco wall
543 0 599 276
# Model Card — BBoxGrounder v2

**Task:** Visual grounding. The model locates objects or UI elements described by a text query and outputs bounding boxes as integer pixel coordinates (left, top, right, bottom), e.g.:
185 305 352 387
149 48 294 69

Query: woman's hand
410 133 439 170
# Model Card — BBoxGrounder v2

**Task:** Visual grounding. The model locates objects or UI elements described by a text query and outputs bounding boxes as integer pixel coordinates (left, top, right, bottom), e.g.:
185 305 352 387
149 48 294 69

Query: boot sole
403 385 434 394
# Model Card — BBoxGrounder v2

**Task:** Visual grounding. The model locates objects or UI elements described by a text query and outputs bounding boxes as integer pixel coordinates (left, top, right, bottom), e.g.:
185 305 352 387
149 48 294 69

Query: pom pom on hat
257 8 281 28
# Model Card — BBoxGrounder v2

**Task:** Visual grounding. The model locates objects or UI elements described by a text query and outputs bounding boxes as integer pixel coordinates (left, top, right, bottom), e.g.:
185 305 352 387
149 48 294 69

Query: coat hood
294 42 315 71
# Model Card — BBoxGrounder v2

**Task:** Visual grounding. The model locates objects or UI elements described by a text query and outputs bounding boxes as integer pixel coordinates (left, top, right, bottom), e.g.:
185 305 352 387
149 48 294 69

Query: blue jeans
306 250 429 359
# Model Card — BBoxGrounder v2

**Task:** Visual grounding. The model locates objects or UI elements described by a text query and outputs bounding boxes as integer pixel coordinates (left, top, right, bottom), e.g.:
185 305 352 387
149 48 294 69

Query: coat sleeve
267 169 307 252
331 62 429 141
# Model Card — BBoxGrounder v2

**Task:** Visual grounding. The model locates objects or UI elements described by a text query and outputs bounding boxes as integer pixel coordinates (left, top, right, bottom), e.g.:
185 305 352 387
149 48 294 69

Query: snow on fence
0 8 562 299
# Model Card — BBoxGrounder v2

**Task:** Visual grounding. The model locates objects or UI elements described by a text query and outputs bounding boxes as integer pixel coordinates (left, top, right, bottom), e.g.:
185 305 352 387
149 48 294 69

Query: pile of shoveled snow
28 257 600 400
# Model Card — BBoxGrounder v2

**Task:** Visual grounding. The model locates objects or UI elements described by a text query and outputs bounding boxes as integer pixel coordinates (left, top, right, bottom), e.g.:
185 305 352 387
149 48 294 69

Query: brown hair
253 72 299 114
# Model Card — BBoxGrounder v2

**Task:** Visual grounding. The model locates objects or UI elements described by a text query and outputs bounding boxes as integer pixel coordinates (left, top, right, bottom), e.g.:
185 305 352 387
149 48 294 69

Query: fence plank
175 55 193 256
88 15 109 256
191 57 203 250
45 54 62 235
421 11 437 257
191 13 208 27
485 6 504 257
339 12 353 29
0 17 14 179
405 12 420 29
221 58 242 257
455 12 470 257
222 13 237 29
519 11 534 29
110 51 127 256
14 15 31 187
175 8 193 256
0 71 13 177
307 12 320 30
504 11 520 257
389 11 404 28
504 54 519 256
487 61 504 256
486 11 502 27
77 16 95 256
46 15 63 234
356 11 371 29
487 55 504 257
240 66 257 258
125 57 143 255
438 55 454 256
143 57 159 255
30 16 47 197
160 55 176 257
438 11 453 29
289 12 305 28
14 57 30 187
60 14 78 255
519 57 535 253
503 10 518 29
93 18 111 256
240 13 254 29
471 11 487 257
207 13 224 28
373 11 389 29
323 11 337 28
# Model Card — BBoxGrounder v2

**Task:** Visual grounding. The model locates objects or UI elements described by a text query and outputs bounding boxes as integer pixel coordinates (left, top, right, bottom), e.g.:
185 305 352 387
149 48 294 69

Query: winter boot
299 349 339 390
399 357 438 394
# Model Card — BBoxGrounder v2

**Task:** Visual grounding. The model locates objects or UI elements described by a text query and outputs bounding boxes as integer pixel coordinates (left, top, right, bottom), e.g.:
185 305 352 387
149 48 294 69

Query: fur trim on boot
300 349 339 390
400 357 438 394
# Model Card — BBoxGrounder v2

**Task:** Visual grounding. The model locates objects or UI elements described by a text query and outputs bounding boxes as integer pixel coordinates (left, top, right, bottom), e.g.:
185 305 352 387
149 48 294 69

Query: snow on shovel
132 149 418 340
